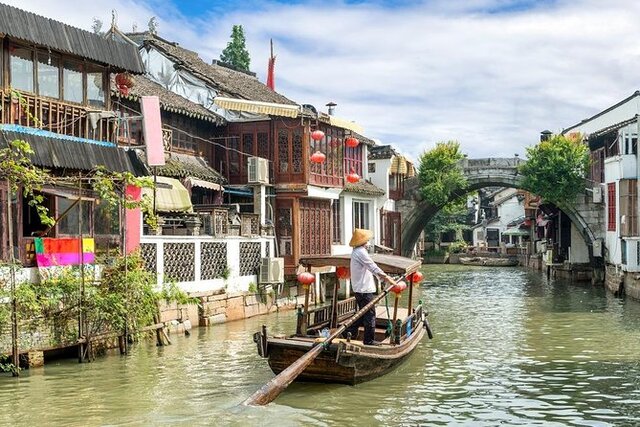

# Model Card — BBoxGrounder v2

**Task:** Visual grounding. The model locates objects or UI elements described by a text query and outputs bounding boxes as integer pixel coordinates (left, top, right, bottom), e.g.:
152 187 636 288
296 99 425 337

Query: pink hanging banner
140 96 165 166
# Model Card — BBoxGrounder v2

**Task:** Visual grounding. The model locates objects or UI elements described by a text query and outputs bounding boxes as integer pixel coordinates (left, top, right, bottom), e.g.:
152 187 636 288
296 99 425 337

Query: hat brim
349 229 373 247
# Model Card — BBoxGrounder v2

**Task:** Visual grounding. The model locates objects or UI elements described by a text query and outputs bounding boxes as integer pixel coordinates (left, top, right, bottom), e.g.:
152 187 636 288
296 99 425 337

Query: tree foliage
518 134 589 207
418 141 468 206
220 25 251 71
424 198 470 244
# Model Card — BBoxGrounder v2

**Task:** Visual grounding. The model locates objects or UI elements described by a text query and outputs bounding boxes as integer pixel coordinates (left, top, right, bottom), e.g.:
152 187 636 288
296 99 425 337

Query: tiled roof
157 152 226 184
369 145 397 160
111 74 225 125
0 4 143 73
342 180 385 196
129 32 298 105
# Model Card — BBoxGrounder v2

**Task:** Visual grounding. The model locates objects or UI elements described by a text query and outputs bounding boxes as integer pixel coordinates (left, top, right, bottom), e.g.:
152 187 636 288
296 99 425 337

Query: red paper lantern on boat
390 281 407 295
310 151 326 163
115 72 134 96
345 137 359 148
336 266 350 280
346 172 360 183
297 272 315 287
311 130 325 141
408 271 424 283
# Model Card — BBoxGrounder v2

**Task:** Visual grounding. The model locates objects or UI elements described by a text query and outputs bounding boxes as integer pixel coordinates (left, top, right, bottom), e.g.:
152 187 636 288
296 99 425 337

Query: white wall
140 235 274 293
334 193 380 255
569 222 590 263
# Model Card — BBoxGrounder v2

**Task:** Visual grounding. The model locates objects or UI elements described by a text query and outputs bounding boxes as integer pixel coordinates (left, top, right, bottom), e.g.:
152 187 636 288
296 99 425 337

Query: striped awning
328 115 364 134
142 176 192 213
184 176 222 191
213 97 301 118
390 156 408 175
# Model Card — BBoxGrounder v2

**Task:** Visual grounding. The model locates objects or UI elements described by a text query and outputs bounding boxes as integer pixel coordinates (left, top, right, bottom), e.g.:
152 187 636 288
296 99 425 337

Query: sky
10 0 640 162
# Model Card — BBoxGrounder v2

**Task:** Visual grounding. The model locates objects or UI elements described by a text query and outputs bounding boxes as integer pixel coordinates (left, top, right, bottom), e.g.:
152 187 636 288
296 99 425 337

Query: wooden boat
459 256 519 267
253 254 432 385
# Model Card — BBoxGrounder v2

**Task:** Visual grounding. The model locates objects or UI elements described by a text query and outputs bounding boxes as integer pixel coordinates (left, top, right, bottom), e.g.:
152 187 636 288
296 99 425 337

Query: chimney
326 102 337 116
540 130 552 142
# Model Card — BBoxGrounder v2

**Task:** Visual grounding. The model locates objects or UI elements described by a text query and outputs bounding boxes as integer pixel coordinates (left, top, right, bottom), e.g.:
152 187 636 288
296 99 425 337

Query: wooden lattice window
276 201 293 256
229 137 240 175
278 130 289 173
607 182 616 231
344 144 363 177
300 199 331 256
619 179 637 237
332 199 341 244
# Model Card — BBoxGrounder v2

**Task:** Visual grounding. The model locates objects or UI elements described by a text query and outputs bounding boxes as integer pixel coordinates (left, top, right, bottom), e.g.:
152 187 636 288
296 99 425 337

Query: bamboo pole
78 173 86 363
407 275 414 312
121 183 129 355
243 280 398 407
7 179 19 376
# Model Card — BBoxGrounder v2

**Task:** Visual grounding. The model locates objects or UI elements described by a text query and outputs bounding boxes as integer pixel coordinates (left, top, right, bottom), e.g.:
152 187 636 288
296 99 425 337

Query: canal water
1 265 640 426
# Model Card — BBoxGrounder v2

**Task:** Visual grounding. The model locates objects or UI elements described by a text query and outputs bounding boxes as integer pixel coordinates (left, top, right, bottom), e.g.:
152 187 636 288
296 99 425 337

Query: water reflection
1 266 639 426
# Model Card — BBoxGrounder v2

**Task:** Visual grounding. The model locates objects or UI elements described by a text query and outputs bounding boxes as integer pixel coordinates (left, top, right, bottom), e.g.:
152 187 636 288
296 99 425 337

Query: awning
224 187 253 197
503 228 530 236
142 176 192 213
328 115 364 134
214 96 301 118
390 156 408 175
184 177 222 191
41 186 96 202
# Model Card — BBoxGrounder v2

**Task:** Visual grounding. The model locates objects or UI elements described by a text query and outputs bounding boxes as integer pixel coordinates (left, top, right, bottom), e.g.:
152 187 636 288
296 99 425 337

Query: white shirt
350 245 384 293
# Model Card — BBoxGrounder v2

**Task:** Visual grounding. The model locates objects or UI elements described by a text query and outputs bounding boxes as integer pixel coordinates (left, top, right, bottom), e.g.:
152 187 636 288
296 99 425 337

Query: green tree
220 25 251 71
418 141 467 206
424 198 470 247
518 134 589 207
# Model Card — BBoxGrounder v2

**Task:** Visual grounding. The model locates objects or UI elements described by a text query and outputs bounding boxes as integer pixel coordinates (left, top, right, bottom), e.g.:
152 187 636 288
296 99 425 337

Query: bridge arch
399 158 599 258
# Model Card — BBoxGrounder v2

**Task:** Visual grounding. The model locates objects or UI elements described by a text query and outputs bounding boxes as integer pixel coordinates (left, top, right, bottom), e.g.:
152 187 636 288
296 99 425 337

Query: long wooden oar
243 280 398 406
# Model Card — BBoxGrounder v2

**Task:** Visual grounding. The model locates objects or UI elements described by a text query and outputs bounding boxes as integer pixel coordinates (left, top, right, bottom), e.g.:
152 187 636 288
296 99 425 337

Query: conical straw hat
349 228 373 247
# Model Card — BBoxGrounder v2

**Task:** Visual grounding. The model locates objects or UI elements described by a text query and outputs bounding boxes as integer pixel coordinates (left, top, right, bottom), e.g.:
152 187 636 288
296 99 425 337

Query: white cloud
12 0 640 162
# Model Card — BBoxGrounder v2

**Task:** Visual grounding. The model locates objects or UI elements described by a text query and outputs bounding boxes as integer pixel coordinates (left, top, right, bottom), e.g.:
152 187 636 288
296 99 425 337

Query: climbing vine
417 141 468 206
518 133 589 207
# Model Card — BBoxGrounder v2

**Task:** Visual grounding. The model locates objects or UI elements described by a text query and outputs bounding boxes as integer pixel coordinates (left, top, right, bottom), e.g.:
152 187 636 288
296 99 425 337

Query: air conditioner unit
259 257 284 284
592 185 604 203
248 157 269 184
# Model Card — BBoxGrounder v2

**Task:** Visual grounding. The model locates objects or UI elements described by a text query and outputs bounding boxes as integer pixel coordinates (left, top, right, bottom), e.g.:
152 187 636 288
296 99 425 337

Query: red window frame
607 182 616 231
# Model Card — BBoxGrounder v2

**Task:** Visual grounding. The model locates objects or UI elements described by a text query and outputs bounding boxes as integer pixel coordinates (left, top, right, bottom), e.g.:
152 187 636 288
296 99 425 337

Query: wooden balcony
2 90 113 143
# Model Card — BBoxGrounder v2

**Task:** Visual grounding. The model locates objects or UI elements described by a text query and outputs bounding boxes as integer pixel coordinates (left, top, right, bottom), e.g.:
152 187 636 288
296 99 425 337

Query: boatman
345 228 396 346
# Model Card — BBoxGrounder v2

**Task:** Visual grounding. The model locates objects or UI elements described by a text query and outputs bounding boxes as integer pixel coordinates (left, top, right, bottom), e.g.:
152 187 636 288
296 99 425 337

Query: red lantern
390 281 407 295
408 271 424 283
297 272 315 287
310 151 326 163
311 130 325 141
345 137 359 148
336 266 350 280
346 172 360 183
115 72 134 96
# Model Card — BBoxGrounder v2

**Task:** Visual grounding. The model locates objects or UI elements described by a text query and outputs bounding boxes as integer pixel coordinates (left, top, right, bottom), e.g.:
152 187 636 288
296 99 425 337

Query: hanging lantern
115 72 134 96
297 272 315 287
390 281 407 295
408 271 424 283
311 130 325 141
310 151 326 163
346 172 360 183
336 266 350 280
345 136 359 148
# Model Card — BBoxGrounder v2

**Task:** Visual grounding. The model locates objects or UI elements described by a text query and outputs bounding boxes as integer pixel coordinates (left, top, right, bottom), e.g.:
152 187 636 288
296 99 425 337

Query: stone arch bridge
397 158 605 259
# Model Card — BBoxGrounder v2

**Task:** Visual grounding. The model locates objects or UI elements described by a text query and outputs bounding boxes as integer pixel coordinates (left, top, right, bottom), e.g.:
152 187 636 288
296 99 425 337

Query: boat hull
265 320 426 385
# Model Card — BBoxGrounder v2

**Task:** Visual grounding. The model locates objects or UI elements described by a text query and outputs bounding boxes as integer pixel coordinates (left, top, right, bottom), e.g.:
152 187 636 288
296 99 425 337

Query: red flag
266 39 276 90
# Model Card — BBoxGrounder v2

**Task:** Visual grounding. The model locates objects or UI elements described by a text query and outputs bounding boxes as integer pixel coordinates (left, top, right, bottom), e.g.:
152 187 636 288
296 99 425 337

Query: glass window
10 47 34 92
37 53 60 98
353 201 370 230
57 198 91 235
94 201 120 235
63 61 84 104
87 65 105 107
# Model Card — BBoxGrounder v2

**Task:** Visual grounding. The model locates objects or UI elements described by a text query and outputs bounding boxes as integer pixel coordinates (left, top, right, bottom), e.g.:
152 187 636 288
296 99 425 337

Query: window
10 47 34 92
624 135 638 155
344 144 363 176
368 163 376 173
353 200 370 230
332 199 341 244
37 53 59 98
86 65 105 107
57 198 91 235
619 179 637 237
94 202 120 235
63 60 84 104
621 239 627 265
607 182 616 231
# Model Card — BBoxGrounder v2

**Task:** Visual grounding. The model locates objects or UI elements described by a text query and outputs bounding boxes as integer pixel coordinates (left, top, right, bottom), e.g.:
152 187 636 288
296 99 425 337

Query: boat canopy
299 254 421 275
